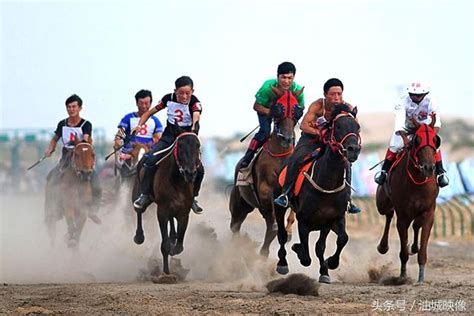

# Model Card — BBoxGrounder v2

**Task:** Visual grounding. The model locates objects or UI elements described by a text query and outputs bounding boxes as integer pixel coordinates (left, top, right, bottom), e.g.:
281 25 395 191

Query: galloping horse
44 139 96 248
132 125 202 276
275 104 361 283
229 87 303 257
376 117 440 283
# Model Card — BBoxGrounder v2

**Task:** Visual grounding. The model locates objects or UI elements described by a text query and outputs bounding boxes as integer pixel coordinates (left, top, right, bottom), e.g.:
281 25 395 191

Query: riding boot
374 159 394 185
191 164 204 214
274 159 300 207
133 166 155 209
240 148 256 168
435 161 449 188
346 165 361 214
89 171 102 224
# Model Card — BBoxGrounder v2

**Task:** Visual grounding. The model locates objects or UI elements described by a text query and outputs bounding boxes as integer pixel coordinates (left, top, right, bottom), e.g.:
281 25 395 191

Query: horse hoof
319 275 331 284
152 273 177 284
410 245 418 255
377 244 389 254
276 265 289 275
134 234 145 245
326 257 339 270
259 249 270 258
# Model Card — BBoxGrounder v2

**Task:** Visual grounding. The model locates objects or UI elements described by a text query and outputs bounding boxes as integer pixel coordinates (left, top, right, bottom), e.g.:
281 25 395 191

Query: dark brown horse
229 87 303 257
275 104 361 283
44 139 96 248
376 118 440 283
132 128 202 276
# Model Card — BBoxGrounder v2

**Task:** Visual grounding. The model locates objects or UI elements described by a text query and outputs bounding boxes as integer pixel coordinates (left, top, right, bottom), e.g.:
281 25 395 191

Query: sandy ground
1 184 473 314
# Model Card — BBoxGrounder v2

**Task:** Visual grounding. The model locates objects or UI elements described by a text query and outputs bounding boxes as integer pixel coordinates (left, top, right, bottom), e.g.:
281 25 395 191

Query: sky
1 0 473 140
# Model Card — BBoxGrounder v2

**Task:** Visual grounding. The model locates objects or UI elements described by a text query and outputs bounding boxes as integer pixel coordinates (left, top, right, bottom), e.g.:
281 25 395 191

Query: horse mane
330 103 355 120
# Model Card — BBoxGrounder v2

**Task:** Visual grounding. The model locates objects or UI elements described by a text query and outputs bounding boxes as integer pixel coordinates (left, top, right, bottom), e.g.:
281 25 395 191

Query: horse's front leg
275 205 289 274
396 219 410 279
133 209 145 244
315 227 331 283
170 214 189 256
326 217 349 270
259 207 277 258
292 220 311 267
417 209 435 283
377 209 394 254
64 205 77 247
158 212 171 275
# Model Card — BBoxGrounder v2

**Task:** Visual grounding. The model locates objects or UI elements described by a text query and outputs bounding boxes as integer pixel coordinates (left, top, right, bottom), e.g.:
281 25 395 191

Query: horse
44 138 96 248
132 126 202 277
274 104 361 283
115 142 149 183
229 87 303 257
376 117 440 283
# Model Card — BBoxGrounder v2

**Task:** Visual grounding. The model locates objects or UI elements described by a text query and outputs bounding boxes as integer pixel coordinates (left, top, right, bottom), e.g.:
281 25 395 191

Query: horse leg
170 214 189 256
285 209 296 242
158 212 171 275
73 207 87 244
44 189 57 245
169 218 177 247
326 218 349 270
377 209 394 254
64 206 77 248
133 209 145 244
259 209 277 258
292 221 311 267
396 219 410 279
229 186 253 234
275 205 289 274
410 219 421 255
417 210 435 283
315 227 331 283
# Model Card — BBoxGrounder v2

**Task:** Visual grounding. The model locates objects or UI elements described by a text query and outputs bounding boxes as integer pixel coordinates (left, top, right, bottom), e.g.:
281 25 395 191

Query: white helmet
407 81 430 94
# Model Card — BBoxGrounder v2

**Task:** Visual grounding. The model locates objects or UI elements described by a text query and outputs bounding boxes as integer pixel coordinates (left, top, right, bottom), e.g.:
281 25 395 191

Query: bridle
325 112 361 159
71 142 95 180
405 124 438 185
172 132 201 178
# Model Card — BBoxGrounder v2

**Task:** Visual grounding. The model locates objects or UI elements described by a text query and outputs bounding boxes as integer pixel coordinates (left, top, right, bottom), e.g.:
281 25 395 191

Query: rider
374 81 449 187
132 76 204 214
274 78 362 214
240 62 305 168
44 94 102 224
113 89 163 154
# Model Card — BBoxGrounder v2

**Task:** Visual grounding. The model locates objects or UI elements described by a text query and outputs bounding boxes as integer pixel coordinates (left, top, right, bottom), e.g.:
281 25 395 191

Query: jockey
374 81 449 187
274 78 361 214
240 62 305 168
132 76 204 213
113 89 163 153
44 94 102 224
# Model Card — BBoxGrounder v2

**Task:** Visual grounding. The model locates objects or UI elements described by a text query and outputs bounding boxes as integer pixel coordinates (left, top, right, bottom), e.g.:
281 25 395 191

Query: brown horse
275 104 361 283
132 128 202 276
44 139 96 248
229 87 303 257
376 118 440 283
115 142 149 182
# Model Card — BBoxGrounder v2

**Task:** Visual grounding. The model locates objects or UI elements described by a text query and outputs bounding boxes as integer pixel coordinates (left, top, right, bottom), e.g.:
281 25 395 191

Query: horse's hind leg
170 215 189 256
275 205 289 274
259 209 277 258
410 219 421 255
292 221 311 267
285 209 296 242
315 227 331 283
396 219 410 279
377 209 394 254
229 186 253 234
417 210 435 283
327 218 349 270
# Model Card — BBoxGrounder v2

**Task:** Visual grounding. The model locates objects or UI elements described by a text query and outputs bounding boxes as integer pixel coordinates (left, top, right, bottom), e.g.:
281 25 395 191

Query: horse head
173 131 201 183
326 104 361 163
269 86 304 148
407 115 440 178
72 138 95 181
131 142 148 166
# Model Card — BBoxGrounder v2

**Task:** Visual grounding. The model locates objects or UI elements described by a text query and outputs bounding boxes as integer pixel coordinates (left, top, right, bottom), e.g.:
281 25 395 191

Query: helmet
407 81 430 94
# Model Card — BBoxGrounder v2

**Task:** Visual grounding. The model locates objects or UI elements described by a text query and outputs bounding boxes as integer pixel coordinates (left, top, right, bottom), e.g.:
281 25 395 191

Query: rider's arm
114 128 125 149
45 135 60 157
152 132 161 144
300 100 322 135
192 111 201 131
253 102 270 116
134 107 158 133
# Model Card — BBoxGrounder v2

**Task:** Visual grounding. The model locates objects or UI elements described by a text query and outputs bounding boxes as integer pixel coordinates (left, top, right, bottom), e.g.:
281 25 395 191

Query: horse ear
430 113 437 128
351 106 358 118
294 86 305 97
271 85 284 98
435 135 441 148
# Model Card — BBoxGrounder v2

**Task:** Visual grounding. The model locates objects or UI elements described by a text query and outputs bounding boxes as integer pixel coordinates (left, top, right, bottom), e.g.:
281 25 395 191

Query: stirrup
191 200 203 214
437 174 449 188
374 171 387 185
348 202 361 214
274 194 289 207
133 194 150 209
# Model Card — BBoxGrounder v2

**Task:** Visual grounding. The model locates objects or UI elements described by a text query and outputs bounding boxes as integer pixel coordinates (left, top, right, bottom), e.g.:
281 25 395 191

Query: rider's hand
44 149 53 157
131 125 141 136
113 139 122 150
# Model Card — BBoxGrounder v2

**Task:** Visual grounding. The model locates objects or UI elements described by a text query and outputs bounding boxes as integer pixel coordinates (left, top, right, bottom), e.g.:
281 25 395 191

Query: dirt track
1 189 473 314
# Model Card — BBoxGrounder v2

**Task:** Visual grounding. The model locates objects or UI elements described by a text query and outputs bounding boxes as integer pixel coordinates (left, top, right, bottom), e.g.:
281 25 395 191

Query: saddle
236 147 263 187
